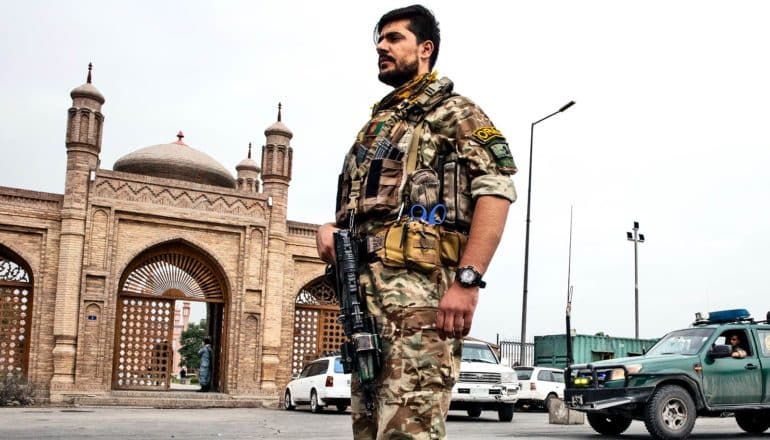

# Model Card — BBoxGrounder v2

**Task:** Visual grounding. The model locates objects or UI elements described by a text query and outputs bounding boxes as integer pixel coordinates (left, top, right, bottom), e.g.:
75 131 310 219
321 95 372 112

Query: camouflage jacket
335 74 517 235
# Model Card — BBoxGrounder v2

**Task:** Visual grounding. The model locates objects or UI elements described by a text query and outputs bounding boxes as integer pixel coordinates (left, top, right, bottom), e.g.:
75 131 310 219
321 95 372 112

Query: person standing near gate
315 4 517 439
197 336 213 392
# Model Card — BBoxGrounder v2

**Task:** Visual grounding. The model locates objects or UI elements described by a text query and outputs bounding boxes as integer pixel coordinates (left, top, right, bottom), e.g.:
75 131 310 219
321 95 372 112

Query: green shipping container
534 334 659 368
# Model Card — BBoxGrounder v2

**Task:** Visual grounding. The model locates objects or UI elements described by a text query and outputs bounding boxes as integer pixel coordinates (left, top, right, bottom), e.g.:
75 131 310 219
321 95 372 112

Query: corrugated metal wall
497 340 535 367
534 334 659 368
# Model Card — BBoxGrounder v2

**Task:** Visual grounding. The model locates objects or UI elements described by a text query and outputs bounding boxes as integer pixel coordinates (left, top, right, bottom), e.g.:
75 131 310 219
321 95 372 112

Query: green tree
179 320 206 372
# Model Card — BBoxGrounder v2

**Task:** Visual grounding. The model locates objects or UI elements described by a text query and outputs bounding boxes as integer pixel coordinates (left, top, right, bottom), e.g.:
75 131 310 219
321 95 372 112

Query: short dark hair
375 4 441 69
204 336 212 344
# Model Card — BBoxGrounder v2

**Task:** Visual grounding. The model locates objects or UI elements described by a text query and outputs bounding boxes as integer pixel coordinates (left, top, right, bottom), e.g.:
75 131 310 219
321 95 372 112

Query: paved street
0 406 765 439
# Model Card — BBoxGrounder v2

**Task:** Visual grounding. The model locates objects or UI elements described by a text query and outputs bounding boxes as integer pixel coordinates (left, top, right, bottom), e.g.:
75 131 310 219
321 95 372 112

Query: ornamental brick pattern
0 74 329 406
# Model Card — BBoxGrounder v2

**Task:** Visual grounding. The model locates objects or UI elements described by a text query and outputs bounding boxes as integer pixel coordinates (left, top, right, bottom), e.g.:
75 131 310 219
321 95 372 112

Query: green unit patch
487 142 516 169
471 126 505 145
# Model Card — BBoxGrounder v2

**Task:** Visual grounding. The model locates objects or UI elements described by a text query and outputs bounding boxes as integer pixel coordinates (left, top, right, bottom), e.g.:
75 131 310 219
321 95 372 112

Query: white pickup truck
450 339 520 421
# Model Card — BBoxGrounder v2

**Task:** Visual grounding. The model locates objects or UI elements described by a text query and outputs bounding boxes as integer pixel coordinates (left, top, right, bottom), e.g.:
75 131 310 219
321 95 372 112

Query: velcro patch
471 126 505 145
487 142 516 170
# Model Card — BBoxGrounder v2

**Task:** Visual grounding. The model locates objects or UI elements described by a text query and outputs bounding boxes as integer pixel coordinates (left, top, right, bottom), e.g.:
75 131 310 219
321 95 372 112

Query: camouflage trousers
351 261 462 440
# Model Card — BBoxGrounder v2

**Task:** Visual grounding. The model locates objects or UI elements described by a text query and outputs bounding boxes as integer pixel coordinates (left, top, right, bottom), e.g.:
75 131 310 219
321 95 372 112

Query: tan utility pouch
373 219 467 273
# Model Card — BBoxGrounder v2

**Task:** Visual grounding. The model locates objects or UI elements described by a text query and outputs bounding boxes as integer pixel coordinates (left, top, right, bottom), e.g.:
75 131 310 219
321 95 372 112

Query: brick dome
113 132 235 188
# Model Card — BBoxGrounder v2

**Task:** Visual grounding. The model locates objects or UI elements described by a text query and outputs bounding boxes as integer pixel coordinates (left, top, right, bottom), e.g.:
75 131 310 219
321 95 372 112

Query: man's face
376 19 424 87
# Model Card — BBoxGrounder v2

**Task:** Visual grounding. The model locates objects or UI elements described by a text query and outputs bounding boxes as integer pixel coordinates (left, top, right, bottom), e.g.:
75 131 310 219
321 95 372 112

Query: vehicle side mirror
709 344 732 359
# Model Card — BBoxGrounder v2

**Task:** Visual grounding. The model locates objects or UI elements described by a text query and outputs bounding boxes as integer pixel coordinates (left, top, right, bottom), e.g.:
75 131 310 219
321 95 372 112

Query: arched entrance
291 276 345 376
113 242 227 391
0 246 33 379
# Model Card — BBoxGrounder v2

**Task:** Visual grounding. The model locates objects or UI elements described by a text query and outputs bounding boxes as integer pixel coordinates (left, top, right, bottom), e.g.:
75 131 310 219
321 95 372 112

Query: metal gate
0 252 33 378
292 277 345 376
114 297 175 390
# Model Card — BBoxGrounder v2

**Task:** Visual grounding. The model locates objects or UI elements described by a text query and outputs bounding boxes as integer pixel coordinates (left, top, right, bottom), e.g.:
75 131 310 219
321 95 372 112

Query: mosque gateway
0 66 340 406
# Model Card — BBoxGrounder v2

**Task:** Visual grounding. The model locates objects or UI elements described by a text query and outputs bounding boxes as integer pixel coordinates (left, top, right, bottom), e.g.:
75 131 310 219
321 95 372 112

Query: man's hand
436 282 479 339
316 222 339 263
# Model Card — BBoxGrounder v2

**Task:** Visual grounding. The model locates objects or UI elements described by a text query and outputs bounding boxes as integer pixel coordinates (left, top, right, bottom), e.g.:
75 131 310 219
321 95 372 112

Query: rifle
326 228 382 417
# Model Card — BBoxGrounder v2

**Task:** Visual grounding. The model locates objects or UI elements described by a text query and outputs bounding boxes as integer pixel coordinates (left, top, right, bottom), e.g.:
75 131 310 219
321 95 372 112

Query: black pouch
360 158 404 216
335 172 351 225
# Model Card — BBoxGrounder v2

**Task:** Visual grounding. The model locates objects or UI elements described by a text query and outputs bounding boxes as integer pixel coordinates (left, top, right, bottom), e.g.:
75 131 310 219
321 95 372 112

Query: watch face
459 268 476 284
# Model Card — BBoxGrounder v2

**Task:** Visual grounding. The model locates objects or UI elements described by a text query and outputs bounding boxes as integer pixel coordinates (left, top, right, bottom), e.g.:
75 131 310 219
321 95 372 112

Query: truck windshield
462 344 498 364
646 328 715 356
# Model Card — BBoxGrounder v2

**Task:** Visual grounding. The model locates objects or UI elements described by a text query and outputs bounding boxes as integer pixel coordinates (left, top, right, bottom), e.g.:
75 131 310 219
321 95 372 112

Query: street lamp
626 221 645 339
520 100 575 365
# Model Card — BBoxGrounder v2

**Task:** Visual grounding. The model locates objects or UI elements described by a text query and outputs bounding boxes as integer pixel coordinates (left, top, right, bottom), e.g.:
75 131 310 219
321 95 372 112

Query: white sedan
284 356 351 413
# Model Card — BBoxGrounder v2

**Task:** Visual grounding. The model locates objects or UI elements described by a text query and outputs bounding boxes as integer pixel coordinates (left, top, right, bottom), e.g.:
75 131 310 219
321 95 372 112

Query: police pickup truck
565 309 770 439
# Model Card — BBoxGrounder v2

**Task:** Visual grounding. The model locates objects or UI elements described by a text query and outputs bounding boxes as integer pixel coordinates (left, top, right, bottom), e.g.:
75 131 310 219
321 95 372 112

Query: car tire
467 407 482 418
587 413 633 435
336 405 347 413
498 403 515 422
544 393 557 411
283 390 295 411
735 410 770 434
310 390 324 413
643 385 696 440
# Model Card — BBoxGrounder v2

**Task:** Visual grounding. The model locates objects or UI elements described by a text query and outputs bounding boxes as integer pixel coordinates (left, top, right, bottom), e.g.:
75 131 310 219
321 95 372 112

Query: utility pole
520 100 575 365
626 221 645 339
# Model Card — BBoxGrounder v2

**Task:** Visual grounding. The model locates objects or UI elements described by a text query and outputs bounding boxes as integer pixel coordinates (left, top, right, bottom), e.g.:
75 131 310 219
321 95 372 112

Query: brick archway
113 241 227 391
291 276 344 376
0 246 33 379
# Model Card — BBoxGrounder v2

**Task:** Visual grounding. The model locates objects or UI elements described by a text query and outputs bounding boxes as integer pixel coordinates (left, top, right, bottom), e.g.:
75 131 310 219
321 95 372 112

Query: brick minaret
236 142 261 193
51 64 105 392
259 103 292 389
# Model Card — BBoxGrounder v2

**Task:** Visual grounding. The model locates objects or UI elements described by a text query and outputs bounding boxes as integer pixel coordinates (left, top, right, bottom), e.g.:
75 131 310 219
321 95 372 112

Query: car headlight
608 364 643 381
501 371 516 383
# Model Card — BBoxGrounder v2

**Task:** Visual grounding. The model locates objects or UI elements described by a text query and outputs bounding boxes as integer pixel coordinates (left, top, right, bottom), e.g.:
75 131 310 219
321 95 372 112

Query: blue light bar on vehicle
708 309 751 323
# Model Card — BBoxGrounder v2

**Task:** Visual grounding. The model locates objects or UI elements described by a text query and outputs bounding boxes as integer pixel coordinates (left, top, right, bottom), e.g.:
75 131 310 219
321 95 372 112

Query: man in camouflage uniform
316 5 516 439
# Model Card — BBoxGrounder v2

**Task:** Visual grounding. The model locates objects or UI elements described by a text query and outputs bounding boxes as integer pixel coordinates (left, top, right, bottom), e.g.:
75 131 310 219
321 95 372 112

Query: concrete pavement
0 406 765 439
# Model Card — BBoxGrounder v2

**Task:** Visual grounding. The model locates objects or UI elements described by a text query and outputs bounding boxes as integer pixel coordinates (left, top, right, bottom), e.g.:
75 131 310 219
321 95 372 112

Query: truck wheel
467 407 482 418
643 385 696 440
735 410 770 433
587 413 632 435
498 403 515 422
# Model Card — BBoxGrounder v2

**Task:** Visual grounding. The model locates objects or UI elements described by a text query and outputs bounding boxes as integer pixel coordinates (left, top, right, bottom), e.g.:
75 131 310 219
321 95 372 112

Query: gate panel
114 297 174 390
291 305 345 376
0 286 31 377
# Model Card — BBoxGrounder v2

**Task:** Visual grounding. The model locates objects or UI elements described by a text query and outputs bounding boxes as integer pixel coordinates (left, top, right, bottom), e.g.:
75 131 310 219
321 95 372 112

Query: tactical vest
335 77 472 234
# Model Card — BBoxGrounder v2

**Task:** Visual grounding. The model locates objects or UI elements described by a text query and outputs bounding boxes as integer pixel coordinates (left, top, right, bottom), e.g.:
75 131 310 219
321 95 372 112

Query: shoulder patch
472 126 504 145
486 142 516 171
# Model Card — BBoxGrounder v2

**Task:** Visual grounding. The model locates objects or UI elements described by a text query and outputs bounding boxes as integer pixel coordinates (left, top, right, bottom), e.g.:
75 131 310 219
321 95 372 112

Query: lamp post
519 100 575 365
626 221 645 339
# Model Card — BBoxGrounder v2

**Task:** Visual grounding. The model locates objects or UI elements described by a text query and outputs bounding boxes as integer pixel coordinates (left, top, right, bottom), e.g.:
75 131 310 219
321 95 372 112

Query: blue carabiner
409 203 447 225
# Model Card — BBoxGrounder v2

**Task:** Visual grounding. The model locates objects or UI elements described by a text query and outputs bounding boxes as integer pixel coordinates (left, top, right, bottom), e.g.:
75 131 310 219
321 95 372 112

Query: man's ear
419 40 434 62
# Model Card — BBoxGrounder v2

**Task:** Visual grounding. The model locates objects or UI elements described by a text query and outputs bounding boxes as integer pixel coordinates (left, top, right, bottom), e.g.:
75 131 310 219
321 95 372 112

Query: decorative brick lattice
114 298 174 390
291 277 344 376
93 179 266 217
0 254 32 378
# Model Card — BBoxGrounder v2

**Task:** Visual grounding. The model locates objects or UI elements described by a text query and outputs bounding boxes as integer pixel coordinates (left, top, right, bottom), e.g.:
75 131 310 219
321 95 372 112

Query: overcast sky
2 0 769 344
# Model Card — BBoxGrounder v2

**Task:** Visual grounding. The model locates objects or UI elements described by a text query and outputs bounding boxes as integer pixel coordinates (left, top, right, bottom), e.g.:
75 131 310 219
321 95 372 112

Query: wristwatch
456 266 486 288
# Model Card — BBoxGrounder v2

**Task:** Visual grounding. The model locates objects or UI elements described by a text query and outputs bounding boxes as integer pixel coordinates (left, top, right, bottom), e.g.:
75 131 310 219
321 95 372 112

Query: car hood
573 354 697 371
460 361 514 373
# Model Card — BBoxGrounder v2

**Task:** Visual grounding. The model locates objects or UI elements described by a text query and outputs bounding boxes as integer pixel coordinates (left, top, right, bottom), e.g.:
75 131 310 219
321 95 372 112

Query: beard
378 58 419 88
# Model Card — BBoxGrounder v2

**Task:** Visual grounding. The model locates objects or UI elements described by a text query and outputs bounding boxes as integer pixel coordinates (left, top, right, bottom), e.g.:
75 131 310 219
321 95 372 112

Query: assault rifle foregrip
327 229 381 417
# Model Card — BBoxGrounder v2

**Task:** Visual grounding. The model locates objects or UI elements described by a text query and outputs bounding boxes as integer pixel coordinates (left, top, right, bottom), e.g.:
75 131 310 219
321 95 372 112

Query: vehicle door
309 359 329 398
755 328 770 403
536 369 554 400
551 369 566 398
700 328 762 405
293 362 315 402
